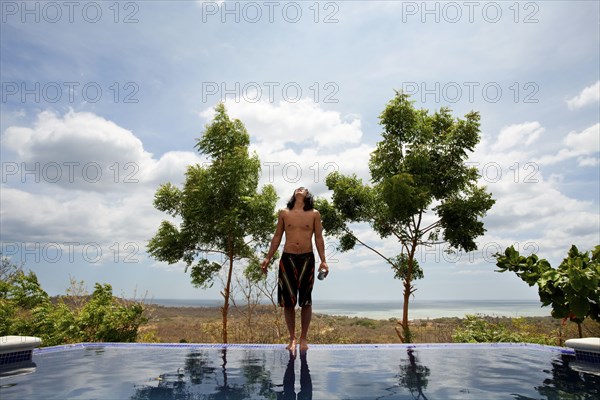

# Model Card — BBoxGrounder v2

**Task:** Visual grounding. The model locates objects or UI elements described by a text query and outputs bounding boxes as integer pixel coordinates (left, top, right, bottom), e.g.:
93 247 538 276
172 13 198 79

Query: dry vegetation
137 304 600 346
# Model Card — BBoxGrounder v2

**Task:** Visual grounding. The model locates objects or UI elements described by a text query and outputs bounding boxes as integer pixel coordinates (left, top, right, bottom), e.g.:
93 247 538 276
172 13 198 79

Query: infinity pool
1 343 598 399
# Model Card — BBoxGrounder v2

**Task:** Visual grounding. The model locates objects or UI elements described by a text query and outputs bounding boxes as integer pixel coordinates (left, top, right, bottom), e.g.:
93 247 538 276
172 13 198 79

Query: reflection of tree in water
130 348 277 400
396 348 430 400
522 354 600 400
238 349 277 399
185 350 218 385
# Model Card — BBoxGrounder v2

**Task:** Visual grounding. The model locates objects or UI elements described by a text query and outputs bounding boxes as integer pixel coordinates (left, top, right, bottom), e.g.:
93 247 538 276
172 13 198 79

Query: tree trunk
222 235 235 344
577 322 583 338
401 276 412 343
400 239 418 343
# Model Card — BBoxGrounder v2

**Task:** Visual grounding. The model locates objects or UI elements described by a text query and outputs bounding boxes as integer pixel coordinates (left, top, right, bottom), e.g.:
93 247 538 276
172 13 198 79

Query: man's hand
319 261 329 274
260 258 270 274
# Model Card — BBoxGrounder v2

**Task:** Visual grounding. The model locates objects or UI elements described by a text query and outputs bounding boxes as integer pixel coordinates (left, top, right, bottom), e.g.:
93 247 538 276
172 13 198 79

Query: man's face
295 187 308 197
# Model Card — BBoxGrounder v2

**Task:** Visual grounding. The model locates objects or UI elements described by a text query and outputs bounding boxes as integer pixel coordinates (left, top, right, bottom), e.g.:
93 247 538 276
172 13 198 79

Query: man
261 186 329 352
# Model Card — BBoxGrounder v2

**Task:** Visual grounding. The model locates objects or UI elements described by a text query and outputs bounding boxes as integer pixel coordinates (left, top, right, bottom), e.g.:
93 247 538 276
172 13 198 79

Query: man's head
287 186 314 211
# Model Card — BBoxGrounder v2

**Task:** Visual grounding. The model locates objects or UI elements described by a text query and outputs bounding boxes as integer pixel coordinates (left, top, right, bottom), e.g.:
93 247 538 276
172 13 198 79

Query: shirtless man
261 187 329 352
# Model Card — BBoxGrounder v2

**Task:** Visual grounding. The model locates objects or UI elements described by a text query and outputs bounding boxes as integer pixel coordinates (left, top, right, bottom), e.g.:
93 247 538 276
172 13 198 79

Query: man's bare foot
300 338 309 351
286 338 297 355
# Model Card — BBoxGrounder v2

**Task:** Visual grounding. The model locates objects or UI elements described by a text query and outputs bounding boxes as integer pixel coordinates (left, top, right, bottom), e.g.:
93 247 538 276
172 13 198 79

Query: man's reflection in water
280 350 313 400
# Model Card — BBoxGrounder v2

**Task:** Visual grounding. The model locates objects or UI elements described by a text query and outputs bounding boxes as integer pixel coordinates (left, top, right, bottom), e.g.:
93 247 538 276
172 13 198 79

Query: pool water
1 343 598 399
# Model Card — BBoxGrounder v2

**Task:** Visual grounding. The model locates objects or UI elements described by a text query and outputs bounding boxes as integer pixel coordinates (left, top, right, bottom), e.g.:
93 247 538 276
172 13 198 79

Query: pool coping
34 342 576 355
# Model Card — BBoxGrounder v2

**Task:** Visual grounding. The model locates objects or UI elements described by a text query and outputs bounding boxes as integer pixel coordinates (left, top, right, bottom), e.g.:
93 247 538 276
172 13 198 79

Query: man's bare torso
281 209 315 254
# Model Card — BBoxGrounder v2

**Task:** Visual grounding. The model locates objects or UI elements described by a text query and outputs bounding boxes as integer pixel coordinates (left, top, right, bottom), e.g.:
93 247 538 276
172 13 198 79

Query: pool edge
34 342 576 355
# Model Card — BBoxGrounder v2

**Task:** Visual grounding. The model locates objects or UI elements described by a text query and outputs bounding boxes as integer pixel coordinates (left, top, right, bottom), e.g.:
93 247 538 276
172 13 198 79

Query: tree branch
197 248 228 257
415 211 423 232
344 227 393 265
417 240 446 246
421 220 440 235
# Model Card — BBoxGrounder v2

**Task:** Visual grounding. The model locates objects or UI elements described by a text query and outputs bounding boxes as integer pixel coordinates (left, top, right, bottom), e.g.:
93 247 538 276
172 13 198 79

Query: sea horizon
147 298 551 320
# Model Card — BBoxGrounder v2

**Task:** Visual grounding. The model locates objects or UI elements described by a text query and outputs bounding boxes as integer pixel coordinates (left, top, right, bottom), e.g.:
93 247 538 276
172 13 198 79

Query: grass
137 304 600 346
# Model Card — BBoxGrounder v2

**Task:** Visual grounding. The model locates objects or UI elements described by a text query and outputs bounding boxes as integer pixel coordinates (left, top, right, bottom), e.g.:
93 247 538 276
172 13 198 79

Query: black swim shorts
278 252 315 307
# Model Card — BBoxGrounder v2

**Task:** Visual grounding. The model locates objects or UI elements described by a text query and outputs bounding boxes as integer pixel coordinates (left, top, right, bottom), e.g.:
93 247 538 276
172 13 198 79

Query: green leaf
569 296 590 319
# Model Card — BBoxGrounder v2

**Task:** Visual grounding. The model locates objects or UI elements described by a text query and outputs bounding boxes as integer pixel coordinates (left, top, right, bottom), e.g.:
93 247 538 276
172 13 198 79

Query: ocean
148 298 551 320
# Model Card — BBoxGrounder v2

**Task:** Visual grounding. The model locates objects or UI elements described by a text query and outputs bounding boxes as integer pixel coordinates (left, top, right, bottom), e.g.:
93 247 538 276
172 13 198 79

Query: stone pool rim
33 342 577 355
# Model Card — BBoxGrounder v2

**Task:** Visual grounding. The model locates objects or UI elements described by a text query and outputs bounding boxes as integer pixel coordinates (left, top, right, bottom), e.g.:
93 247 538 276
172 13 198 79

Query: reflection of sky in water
1 344 598 399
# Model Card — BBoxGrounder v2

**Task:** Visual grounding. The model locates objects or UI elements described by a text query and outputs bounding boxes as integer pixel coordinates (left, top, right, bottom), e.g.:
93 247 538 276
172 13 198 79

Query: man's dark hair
287 189 314 211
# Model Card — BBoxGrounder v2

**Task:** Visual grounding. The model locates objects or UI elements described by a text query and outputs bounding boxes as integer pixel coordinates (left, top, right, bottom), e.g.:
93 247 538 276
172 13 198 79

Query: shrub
452 314 555 345
0 257 147 346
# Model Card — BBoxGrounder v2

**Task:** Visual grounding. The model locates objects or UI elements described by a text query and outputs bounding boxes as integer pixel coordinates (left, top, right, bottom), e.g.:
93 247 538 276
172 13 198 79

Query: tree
317 92 495 342
495 244 600 338
147 103 277 343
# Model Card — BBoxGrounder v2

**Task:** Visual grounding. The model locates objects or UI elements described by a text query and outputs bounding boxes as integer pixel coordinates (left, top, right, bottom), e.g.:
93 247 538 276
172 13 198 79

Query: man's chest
284 213 314 232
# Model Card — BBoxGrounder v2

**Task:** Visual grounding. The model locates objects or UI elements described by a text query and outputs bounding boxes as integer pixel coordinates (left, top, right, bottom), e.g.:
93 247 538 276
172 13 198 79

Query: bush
0 257 147 346
353 318 377 329
452 314 555 345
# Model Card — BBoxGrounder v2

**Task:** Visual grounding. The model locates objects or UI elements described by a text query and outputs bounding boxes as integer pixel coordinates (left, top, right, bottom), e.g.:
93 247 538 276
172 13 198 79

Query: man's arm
314 210 329 272
261 209 285 272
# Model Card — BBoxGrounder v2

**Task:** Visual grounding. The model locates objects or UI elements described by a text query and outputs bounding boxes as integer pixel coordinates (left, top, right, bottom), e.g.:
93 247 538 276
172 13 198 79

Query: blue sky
1 1 598 305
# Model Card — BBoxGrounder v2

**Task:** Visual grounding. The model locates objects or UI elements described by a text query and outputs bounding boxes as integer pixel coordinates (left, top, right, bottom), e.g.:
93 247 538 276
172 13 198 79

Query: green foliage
495 245 600 327
0 257 147 346
452 315 555 345
435 185 495 252
391 253 423 281
319 92 495 342
78 283 146 343
189 259 223 289
452 315 522 343
353 318 377 329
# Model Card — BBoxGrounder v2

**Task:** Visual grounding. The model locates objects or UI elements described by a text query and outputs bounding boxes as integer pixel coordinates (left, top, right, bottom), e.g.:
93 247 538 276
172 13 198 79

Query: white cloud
491 121 543 152
535 123 600 165
201 99 363 150
567 81 600 110
1 110 203 191
577 156 599 167
0 186 162 259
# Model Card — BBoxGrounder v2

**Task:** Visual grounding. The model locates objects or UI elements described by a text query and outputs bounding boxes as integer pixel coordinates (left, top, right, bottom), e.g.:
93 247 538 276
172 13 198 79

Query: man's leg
299 305 312 351
284 306 297 351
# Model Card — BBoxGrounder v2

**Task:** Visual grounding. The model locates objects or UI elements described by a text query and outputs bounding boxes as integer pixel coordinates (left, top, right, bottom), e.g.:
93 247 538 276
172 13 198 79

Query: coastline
147 298 552 320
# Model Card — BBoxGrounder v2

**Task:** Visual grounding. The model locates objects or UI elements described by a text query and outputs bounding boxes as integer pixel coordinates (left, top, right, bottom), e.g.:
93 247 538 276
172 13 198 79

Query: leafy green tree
148 103 277 343
495 245 600 338
317 92 495 342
